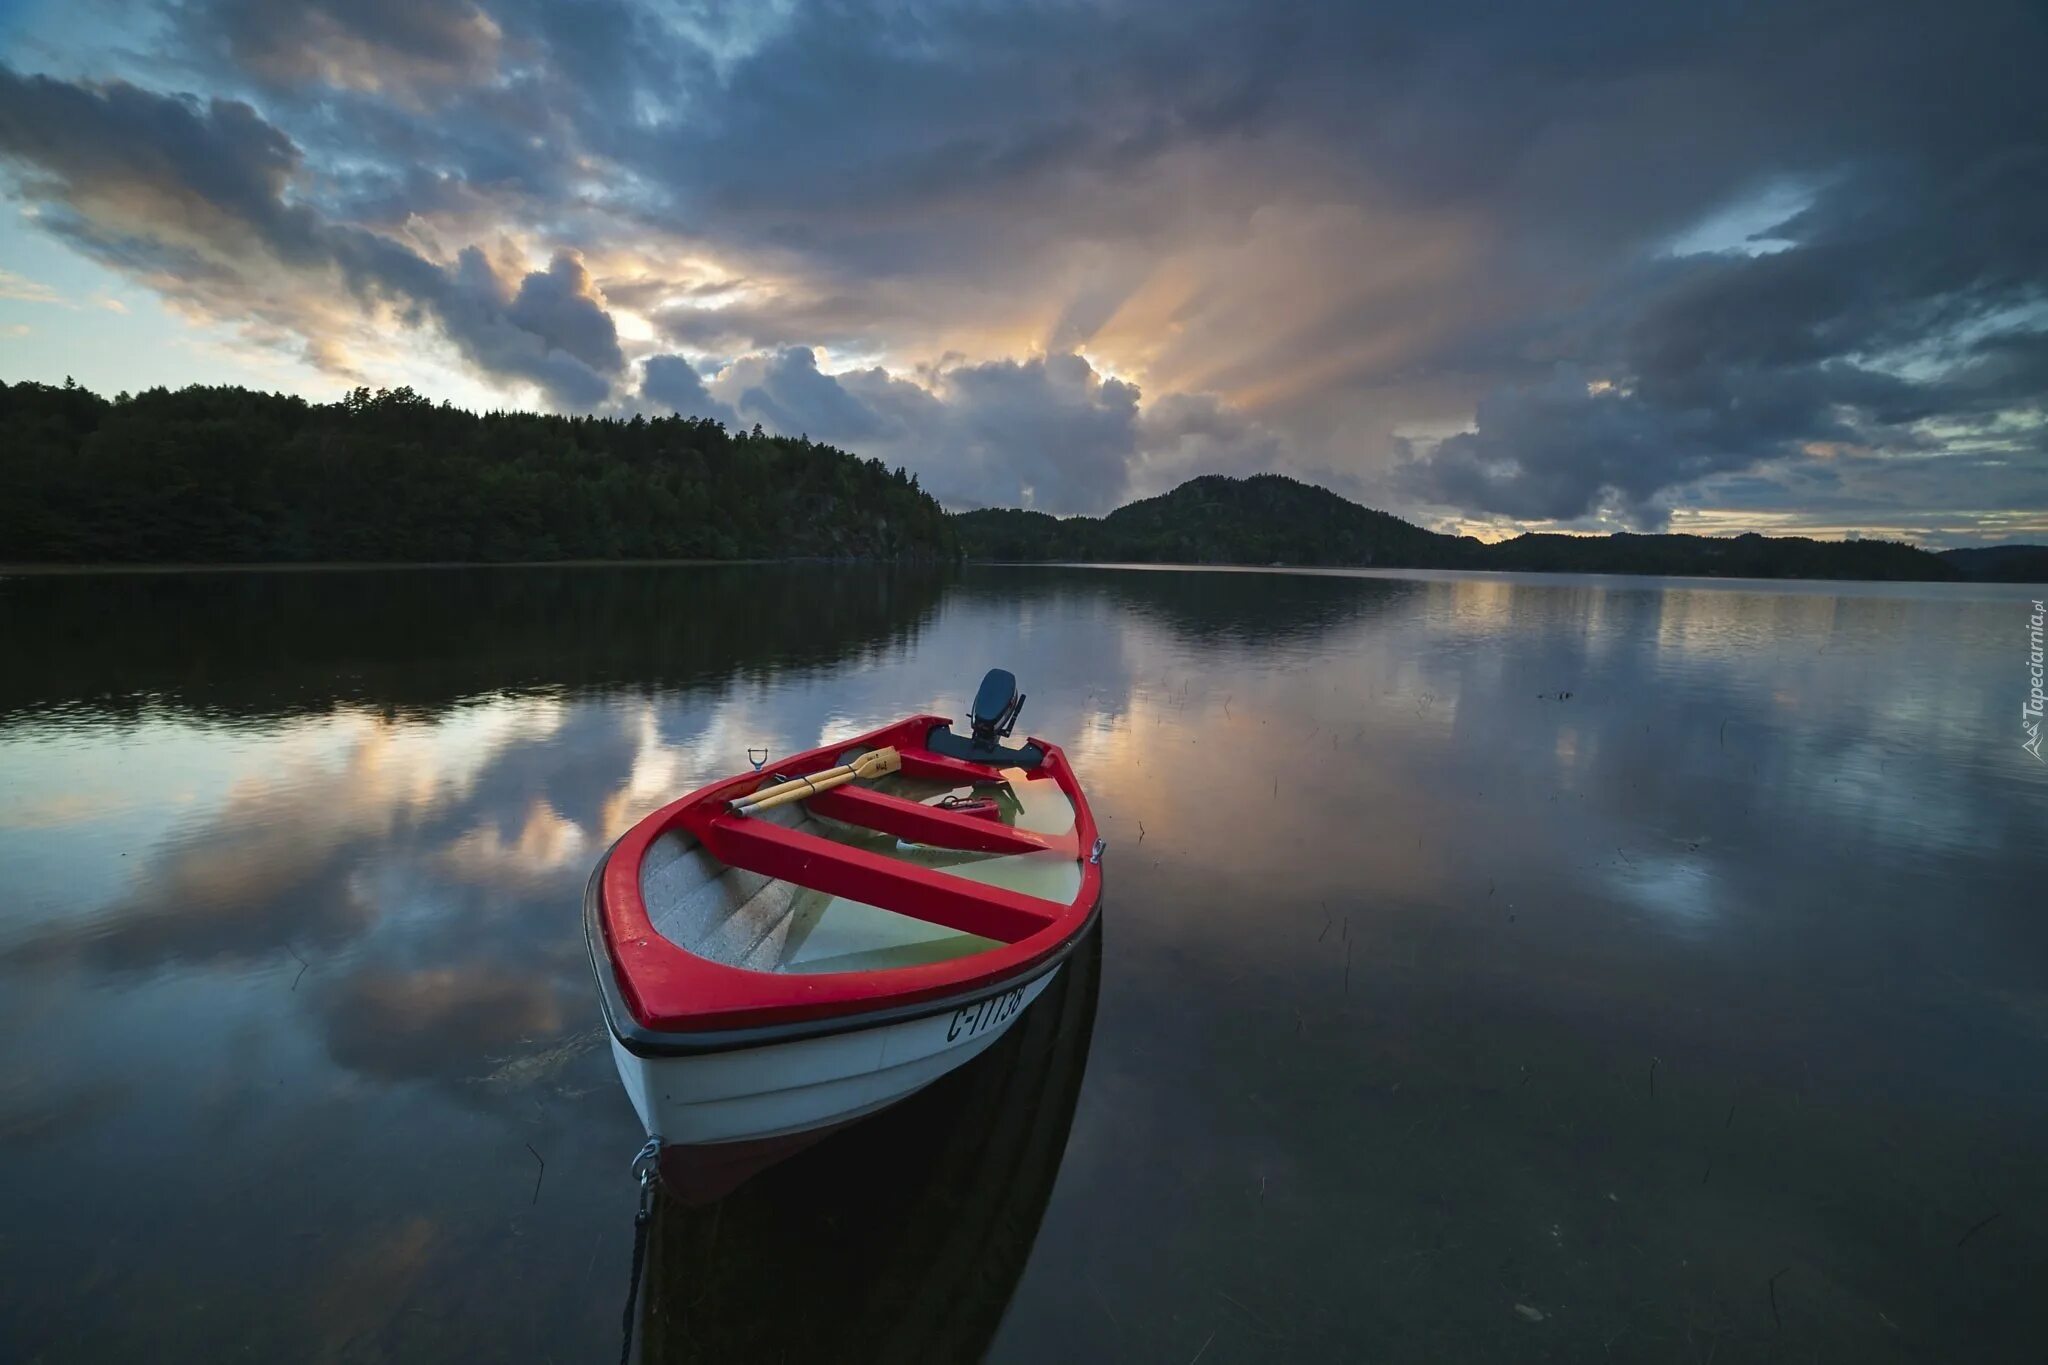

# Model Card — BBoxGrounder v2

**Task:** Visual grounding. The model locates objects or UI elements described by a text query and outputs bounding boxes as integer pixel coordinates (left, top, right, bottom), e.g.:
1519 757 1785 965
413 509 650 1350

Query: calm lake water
1 563 2043 1363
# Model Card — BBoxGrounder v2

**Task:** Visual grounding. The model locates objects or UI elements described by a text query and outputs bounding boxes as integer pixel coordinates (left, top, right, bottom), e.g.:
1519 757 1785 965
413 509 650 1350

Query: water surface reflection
638 923 1101 1364
0 564 2041 1362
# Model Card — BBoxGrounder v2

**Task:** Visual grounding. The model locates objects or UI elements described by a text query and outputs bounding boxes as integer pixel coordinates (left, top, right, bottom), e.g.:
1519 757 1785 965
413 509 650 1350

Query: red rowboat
585 671 1103 1178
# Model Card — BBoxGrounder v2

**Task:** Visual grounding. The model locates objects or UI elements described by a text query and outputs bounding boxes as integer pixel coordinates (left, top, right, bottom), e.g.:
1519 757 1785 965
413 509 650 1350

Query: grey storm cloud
923 352 1143 512
1396 364 1902 529
727 345 890 443
639 354 735 426
0 67 622 407
693 347 1137 512
1402 136 2048 526
684 346 1274 514
197 0 505 93
502 250 625 378
1 0 2044 534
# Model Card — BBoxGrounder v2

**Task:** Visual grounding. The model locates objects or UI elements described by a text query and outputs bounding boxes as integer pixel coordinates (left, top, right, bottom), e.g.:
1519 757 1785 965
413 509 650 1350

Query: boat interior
644 763 1082 976
639 671 1090 978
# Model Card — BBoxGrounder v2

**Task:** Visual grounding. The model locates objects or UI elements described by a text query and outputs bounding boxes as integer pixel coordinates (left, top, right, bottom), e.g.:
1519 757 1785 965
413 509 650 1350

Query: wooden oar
730 747 902 815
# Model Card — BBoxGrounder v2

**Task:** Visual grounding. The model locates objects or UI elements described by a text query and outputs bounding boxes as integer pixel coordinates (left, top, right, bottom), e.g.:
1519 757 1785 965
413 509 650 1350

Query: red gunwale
598 714 1101 1033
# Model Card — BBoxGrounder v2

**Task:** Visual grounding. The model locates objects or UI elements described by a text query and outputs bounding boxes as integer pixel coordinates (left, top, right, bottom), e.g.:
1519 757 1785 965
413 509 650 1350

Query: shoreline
965 560 2034 593
2 557 2030 589
0 556 953 576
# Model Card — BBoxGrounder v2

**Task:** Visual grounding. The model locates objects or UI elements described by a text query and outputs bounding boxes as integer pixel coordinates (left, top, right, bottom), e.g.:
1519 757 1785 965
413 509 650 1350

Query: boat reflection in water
631 919 1101 1364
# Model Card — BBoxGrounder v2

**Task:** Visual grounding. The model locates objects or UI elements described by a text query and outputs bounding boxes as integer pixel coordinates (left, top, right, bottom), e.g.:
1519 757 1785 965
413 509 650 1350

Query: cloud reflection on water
0 564 2042 1362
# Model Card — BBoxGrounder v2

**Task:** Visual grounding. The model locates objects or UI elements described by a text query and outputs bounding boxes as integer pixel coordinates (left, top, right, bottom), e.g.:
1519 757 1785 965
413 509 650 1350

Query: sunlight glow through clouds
0 1 2040 537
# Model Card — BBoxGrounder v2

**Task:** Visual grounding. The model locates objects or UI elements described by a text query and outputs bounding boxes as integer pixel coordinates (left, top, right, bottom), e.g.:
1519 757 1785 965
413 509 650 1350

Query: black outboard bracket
927 668 1047 769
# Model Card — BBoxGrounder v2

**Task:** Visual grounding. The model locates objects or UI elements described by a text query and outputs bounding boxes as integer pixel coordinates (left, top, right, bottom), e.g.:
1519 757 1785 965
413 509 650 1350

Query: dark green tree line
1 380 957 564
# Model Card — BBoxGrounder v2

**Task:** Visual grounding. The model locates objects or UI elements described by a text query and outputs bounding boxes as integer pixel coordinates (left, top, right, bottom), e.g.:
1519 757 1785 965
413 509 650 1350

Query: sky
0 0 2043 545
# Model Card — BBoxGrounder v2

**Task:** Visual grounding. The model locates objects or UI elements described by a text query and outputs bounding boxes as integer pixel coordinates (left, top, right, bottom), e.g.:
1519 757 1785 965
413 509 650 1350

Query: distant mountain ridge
953 474 2046 582
954 474 1466 568
1934 544 2048 583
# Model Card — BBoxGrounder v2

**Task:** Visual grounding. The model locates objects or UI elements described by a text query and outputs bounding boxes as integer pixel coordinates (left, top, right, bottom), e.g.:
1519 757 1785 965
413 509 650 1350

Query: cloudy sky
1 0 2043 543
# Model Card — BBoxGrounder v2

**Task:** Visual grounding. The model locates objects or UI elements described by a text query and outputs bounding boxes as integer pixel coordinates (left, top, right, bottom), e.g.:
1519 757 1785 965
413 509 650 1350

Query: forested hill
7 381 2029 581
1 380 955 564
954 475 1469 567
1935 545 2048 583
952 474 1974 581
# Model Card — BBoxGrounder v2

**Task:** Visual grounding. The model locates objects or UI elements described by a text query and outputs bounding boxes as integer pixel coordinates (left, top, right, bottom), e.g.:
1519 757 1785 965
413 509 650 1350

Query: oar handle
737 767 861 815
733 765 853 810
730 747 901 814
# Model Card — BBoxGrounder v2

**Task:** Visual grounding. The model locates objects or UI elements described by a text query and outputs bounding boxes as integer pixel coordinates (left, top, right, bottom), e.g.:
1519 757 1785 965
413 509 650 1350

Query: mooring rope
619 1138 661 1365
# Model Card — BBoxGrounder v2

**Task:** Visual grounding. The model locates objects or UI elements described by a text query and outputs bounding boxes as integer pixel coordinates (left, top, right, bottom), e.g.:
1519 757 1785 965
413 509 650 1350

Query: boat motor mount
926 668 1046 769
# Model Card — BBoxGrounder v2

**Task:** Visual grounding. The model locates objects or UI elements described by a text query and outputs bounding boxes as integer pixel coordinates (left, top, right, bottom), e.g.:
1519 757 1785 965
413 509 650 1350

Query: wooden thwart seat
693 811 1067 944
898 749 1017 786
805 785 1076 857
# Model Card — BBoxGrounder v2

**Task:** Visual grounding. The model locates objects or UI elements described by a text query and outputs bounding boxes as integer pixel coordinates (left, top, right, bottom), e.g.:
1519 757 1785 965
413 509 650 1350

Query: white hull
609 969 1058 1145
